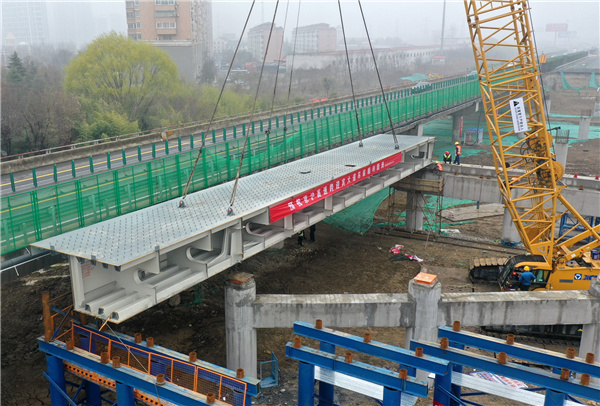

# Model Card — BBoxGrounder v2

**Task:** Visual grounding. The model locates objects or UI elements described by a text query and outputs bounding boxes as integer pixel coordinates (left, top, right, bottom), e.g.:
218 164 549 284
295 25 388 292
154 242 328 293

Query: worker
443 150 452 164
518 266 535 291
298 230 305 246
309 224 316 242
454 142 462 165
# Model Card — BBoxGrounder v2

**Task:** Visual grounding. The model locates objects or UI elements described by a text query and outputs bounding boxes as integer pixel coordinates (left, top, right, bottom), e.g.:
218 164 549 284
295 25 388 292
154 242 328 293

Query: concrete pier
452 114 463 143
405 190 425 232
407 123 424 137
554 139 569 169
224 274 600 378
579 115 591 140
225 273 257 378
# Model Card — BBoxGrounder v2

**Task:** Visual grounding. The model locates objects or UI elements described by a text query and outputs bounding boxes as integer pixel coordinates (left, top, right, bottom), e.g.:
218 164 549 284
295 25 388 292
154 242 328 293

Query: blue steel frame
437 326 600 379
410 339 600 404
39 328 260 406
287 321 450 406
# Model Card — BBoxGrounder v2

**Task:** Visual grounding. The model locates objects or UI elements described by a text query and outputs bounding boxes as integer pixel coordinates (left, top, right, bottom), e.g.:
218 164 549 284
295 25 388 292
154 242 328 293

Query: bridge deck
31 134 434 322
33 134 430 267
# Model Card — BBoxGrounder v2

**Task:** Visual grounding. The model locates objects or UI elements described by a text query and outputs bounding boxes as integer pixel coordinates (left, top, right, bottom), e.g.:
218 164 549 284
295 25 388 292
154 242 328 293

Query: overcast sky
3 0 599 51
212 0 599 50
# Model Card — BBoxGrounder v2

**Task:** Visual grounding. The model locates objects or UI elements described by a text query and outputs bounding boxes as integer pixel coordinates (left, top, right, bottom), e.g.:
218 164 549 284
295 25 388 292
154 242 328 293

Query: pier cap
414 272 437 285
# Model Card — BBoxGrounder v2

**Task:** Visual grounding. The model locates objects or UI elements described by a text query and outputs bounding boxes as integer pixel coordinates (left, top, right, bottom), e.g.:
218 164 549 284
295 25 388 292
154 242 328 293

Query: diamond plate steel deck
32 134 431 266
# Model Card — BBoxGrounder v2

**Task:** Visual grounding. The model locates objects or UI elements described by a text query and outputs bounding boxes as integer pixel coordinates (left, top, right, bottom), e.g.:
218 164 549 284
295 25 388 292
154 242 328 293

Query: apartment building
247 22 284 63
292 23 337 54
125 0 212 81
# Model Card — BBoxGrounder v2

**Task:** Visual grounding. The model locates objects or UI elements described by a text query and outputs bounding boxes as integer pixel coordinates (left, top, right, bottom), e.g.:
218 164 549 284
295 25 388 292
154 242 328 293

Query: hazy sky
212 0 600 50
4 0 599 50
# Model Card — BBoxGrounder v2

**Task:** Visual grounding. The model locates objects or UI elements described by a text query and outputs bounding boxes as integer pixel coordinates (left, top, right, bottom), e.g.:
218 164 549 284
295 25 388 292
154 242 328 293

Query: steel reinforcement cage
1 78 478 255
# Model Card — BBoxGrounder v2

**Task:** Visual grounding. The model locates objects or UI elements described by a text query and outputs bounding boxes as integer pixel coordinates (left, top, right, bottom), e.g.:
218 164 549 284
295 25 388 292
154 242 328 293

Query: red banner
269 151 403 222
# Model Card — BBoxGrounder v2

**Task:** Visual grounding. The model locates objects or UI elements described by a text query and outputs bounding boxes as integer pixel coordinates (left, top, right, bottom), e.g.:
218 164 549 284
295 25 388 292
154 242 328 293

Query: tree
64 32 181 130
6 52 28 84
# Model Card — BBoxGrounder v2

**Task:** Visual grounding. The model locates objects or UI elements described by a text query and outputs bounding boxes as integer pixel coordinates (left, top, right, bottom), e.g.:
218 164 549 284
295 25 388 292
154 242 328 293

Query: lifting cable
357 0 399 150
179 0 257 207
337 0 364 147
265 0 292 136
227 0 282 215
282 0 303 141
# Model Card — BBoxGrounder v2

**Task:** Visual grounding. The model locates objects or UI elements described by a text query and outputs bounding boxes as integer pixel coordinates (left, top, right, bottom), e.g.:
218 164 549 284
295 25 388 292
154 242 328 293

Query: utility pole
440 0 447 52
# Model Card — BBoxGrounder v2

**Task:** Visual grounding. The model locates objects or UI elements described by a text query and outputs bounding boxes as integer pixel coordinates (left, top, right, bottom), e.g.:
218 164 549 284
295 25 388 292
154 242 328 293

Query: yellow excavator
463 0 600 292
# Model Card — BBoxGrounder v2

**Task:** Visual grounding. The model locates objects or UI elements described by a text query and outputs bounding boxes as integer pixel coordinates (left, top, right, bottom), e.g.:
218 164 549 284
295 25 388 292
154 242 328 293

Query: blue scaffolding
288 320 600 406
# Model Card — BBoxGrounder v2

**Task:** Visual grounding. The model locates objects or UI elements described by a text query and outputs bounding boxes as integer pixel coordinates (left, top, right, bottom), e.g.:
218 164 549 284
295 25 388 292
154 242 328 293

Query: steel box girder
438 326 600 378
286 343 428 398
293 321 449 375
410 340 600 401
39 338 240 406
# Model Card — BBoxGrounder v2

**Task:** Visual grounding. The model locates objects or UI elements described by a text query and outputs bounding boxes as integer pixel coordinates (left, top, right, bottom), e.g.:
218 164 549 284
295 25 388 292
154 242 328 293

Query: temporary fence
1 78 479 255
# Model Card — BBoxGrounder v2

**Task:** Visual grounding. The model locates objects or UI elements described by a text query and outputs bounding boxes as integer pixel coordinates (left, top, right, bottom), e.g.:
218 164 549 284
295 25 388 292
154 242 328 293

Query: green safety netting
324 188 390 234
560 72 584 94
1 78 483 255
324 187 477 235
588 72 600 89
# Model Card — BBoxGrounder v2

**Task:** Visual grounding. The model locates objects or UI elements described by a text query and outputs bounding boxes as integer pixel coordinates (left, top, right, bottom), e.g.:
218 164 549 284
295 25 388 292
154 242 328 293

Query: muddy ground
1 87 599 405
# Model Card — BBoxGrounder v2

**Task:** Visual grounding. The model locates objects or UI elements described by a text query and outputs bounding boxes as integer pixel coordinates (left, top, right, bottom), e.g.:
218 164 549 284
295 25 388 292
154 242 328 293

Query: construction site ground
1 88 599 405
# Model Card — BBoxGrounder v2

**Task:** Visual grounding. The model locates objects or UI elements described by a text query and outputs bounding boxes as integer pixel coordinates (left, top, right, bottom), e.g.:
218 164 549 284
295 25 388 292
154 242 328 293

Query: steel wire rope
178 0 257 206
264 0 292 137
356 0 399 149
100 317 165 405
337 0 364 147
281 0 303 140
227 0 282 215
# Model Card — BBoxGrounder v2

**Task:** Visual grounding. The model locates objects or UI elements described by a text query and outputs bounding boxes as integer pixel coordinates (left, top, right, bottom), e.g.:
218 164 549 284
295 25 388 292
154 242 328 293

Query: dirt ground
2 87 599 405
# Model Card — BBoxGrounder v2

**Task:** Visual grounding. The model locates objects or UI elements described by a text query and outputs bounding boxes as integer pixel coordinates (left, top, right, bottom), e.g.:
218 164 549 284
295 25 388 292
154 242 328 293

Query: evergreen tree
7 52 27 84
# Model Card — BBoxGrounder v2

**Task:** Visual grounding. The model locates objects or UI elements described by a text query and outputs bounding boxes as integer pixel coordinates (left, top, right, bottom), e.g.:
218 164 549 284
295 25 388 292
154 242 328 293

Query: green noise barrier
1 78 479 255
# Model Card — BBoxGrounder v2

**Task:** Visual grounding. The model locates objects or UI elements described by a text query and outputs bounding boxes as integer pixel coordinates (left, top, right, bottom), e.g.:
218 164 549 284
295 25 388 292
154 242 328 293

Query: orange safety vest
455 144 462 155
436 163 443 171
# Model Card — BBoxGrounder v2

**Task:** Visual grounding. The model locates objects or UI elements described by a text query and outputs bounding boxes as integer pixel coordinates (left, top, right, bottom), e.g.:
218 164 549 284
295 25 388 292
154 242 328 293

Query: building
125 0 213 81
2 1 50 59
292 23 337 54
291 45 446 71
247 22 284 63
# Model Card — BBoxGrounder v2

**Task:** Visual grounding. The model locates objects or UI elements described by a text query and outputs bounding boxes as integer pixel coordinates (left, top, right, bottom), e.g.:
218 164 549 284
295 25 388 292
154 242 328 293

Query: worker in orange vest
454 142 462 165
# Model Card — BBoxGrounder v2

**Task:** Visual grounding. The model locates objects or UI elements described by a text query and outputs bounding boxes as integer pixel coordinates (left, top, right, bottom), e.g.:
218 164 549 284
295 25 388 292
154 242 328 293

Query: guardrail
0 77 479 255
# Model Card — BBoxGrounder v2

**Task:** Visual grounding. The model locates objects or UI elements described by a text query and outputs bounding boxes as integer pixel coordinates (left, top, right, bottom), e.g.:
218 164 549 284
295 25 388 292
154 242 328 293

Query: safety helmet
455 142 459 145
445 151 449 154
523 266 530 271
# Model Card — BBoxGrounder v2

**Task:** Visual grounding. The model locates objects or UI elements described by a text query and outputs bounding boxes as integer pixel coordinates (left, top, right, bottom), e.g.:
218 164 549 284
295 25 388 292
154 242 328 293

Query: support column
382 387 401 406
115 382 135 406
501 188 524 245
318 342 335 406
594 96 600 118
554 140 569 169
406 123 423 136
579 278 600 385
46 354 68 406
501 207 521 245
451 114 463 143
85 381 102 406
225 273 257 378
298 361 316 406
579 115 591 140
405 190 425 232
405 275 441 381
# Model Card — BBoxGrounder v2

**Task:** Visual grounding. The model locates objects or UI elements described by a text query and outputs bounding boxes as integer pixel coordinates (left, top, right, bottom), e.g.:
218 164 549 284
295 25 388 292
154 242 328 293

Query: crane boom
464 0 600 278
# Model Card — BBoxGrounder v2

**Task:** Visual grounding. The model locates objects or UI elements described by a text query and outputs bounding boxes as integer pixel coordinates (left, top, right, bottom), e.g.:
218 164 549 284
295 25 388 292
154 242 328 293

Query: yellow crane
464 0 600 291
